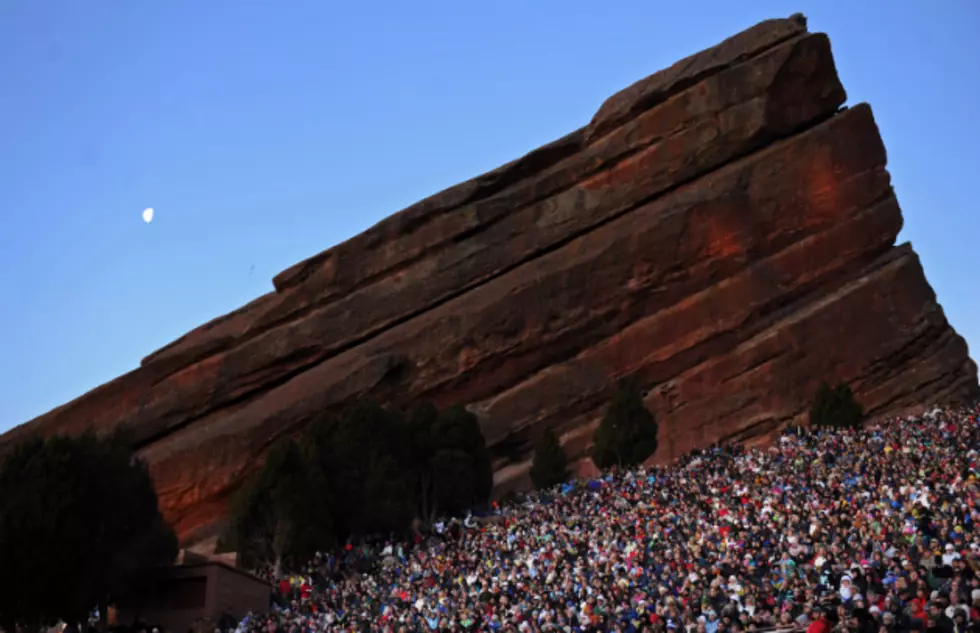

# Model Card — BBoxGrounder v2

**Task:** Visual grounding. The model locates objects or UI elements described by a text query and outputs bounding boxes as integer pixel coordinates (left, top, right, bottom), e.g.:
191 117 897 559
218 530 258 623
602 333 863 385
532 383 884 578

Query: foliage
592 382 659 469
227 398 494 562
305 399 415 538
809 381 865 429
429 449 477 516
426 404 494 515
0 432 177 631
227 437 333 573
529 427 570 489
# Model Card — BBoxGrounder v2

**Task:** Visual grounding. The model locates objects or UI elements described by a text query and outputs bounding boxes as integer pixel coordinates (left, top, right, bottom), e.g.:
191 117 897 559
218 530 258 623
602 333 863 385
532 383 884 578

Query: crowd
236 404 980 633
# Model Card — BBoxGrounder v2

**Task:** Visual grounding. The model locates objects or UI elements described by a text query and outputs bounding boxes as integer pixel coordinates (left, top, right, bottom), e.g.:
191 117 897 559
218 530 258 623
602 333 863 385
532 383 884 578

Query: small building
116 553 270 633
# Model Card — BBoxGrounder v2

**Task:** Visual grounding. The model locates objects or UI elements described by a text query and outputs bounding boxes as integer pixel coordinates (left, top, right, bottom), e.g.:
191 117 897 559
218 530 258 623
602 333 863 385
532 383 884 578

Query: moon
142 207 154 224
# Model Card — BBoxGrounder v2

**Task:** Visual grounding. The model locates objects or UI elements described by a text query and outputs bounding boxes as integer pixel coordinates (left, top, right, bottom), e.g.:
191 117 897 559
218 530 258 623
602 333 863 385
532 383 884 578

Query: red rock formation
3 14 976 545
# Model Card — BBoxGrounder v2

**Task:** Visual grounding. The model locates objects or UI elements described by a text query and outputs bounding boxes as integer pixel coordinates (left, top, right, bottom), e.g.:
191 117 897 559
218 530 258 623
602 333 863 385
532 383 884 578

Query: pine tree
0 432 177 631
809 381 865 428
593 383 658 469
529 427 570 489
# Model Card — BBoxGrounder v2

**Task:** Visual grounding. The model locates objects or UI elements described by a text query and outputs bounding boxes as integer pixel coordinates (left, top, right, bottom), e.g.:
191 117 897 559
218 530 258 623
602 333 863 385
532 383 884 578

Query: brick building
116 555 270 633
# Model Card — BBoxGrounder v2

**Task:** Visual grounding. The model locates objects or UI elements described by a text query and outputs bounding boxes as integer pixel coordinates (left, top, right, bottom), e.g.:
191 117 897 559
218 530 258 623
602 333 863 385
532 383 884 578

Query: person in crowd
231 404 980 633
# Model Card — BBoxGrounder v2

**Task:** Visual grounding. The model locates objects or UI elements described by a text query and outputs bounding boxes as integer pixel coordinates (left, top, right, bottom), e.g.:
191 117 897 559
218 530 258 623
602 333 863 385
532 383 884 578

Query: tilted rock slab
4 15 977 545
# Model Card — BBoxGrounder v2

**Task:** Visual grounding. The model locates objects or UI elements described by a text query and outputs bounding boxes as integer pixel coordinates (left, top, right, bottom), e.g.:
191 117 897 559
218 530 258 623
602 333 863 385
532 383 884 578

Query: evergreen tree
429 450 477 516
809 381 865 429
0 432 177 632
227 437 333 576
224 398 495 561
303 399 415 538
429 404 494 509
529 427 570 489
593 383 658 469
405 402 494 522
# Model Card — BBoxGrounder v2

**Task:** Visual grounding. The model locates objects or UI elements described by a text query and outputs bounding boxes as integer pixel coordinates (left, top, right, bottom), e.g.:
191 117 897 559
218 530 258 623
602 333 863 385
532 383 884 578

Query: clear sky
1 1 977 432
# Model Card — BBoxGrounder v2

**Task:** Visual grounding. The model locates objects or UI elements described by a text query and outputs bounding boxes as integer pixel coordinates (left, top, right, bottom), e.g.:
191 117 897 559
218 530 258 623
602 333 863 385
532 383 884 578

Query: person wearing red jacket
807 608 831 633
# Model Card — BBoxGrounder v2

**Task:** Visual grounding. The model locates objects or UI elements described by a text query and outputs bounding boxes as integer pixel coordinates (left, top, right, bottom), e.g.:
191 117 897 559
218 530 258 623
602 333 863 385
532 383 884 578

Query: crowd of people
235 404 980 633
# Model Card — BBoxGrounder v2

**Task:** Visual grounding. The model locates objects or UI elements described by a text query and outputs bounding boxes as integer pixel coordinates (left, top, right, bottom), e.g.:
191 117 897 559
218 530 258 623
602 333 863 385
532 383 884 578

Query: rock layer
3 15 976 545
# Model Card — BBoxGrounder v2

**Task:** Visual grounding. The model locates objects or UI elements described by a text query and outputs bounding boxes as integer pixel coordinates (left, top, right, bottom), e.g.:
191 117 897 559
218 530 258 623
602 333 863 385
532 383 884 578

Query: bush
529 427 570 489
593 382 659 469
809 381 865 429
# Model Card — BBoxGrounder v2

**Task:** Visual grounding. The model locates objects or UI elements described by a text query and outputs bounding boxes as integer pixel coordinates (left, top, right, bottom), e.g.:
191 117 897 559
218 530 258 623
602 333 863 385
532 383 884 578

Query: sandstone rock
2 15 976 545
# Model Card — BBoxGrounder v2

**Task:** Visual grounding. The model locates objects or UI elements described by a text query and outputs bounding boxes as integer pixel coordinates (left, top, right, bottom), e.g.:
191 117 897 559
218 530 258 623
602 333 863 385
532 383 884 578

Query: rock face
4 15 977 545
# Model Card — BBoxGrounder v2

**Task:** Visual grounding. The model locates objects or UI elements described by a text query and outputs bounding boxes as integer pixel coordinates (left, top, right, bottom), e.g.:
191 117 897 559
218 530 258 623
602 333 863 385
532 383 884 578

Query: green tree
0 432 177 632
429 449 477 516
423 404 493 521
809 381 865 429
592 383 658 469
304 399 415 538
323 399 494 526
224 398 495 563
435 405 493 494
402 402 440 523
529 427 570 489
227 437 333 576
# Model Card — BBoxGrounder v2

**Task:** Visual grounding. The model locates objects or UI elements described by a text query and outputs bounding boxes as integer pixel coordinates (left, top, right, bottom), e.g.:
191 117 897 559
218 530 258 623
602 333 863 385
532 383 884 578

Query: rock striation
3 15 977 545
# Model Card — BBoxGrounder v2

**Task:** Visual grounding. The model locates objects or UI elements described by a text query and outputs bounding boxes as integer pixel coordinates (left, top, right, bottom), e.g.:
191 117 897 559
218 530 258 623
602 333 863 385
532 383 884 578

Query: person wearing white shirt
946 593 970 621
943 543 961 566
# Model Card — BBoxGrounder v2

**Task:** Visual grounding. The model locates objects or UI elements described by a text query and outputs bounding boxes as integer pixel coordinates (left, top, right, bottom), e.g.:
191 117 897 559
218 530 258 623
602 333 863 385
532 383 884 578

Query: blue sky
1 1 977 432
